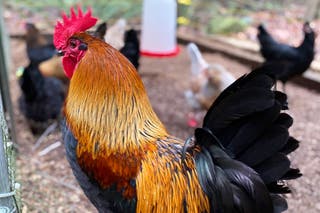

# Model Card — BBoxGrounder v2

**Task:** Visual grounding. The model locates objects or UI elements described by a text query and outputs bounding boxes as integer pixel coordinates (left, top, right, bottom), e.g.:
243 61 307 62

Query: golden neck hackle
64 33 168 157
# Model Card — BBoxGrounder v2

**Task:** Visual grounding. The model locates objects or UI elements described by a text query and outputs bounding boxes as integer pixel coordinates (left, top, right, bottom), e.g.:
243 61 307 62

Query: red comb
53 6 98 49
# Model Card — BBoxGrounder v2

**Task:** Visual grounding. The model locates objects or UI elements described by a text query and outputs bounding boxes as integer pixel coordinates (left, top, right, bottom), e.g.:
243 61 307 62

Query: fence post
0 1 16 145
0 95 16 212
0 3 19 213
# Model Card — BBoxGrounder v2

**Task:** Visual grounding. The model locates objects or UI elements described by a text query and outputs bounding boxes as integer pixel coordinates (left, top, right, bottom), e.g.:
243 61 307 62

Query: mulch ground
8 37 320 212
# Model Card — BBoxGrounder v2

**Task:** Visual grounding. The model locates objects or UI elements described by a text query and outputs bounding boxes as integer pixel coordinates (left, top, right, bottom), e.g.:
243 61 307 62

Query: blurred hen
104 18 127 50
19 23 65 133
25 23 56 64
120 29 140 70
185 43 235 127
257 22 315 90
18 62 65 133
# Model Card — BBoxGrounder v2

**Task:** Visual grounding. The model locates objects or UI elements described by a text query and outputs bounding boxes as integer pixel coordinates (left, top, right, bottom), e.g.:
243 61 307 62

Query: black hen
18 62 65 133
120 29 140 70
90 22 107 40
257 22 315 90
25 23 57 64
193 64 301 212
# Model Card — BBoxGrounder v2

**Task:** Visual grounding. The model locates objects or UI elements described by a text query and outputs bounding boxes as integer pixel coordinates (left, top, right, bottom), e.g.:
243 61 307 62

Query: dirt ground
8 37 320 213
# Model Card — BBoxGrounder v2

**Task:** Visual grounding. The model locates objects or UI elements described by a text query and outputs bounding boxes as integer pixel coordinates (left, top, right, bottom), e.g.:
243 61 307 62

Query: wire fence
0 3 20 213
0 97 19 213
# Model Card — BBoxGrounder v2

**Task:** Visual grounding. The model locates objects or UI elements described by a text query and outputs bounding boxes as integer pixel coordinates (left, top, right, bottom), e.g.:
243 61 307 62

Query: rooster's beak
57 50 65 56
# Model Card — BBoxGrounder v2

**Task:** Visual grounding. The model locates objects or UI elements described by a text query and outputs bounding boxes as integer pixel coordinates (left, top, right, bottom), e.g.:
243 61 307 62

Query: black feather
237 125 289 167
254 153 290 184
280 137 299 155
203 87 275 132
270 194 288 213
223 103 281 155
274 91 288 109
275 113 293 128
194 63 301 212
216 157 273 213
281 168 302 180
266 182 291 194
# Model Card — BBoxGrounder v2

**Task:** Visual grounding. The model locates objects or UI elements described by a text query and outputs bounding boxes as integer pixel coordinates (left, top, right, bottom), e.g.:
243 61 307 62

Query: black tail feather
281 168 302 180
223 103 281 155
275 113 293 128
194 148 235 213
195 127 273 213
270 194 288 213
280 137 299 154
193 63 301 212
274 91 288 109
203 87 275 132
267 182 291 194
237 125 289 167
253 153 290 184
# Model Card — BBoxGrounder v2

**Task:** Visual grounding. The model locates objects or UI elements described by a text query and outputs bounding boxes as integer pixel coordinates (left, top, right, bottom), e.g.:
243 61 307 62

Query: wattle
62 56 77 78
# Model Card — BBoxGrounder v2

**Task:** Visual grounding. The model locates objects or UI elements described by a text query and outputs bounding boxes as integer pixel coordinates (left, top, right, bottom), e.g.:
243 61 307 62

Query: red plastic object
141 46 180 57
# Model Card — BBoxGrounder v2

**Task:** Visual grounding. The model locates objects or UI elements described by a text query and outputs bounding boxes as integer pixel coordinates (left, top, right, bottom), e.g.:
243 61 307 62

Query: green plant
207 15 249 35
4 0 142 21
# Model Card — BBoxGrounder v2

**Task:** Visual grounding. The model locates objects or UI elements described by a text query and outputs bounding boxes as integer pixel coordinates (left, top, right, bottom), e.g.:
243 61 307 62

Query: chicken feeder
140 0 180 57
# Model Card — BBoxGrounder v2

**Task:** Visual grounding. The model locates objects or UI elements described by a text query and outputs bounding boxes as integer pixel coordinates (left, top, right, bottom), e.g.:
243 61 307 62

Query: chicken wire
0 96 19 213
0 2 20 212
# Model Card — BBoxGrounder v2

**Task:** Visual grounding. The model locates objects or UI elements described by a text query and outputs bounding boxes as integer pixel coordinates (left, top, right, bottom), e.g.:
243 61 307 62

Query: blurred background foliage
186 0 306 34
4 0 143 25
3 0 308 34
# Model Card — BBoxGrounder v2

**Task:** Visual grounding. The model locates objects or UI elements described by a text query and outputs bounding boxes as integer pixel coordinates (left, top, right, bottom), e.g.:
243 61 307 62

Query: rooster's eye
70 40 77 48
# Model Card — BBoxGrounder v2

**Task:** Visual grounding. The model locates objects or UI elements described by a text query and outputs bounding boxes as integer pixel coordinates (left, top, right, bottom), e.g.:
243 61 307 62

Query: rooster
185 43 235 127
257 22 315 91
56 8 301 212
